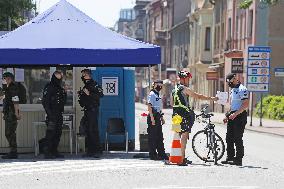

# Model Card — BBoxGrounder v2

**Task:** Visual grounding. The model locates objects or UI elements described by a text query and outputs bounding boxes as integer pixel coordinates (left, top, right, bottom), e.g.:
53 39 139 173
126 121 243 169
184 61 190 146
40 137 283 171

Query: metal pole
250 92 253 126
148 65 151 88
158 64 161 80
8 17 11 31
260 93 263 127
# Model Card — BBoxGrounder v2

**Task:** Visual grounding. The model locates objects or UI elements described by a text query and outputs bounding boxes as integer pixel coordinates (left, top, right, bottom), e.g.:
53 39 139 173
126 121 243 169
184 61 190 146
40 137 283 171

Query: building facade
188 0 213 110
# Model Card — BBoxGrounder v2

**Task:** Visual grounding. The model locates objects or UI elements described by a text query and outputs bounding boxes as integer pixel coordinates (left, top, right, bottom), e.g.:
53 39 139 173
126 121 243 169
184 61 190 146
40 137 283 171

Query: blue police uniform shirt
147 90 162 112
230 84 249 111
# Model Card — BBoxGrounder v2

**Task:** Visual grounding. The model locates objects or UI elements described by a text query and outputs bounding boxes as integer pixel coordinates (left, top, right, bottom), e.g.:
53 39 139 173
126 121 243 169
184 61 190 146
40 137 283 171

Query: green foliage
0 0 36 30
239 0 281 9
254 95 284 121
239 0 253 9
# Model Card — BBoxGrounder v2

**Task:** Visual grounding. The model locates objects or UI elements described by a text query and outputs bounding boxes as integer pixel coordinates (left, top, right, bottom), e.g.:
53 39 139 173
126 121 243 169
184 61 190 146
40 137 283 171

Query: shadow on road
0 151 151 164
239 165 269 170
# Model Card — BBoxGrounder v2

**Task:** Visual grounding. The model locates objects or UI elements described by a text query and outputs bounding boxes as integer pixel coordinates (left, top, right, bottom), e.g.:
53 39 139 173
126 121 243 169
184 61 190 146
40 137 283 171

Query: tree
0 0 36 31
239 0 282 9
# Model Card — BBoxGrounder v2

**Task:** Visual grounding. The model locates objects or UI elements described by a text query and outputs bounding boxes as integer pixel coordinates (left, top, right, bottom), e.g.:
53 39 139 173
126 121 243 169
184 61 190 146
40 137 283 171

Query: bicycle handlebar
196 111 214 119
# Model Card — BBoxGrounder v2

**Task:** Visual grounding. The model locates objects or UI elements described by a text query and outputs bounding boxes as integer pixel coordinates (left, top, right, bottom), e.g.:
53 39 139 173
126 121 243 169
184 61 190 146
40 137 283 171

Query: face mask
155 86 162 91
228 82 234 88
228 81 240 88
56 78 62 86
51 74 62 86
81 76 89 83
81 76 85 82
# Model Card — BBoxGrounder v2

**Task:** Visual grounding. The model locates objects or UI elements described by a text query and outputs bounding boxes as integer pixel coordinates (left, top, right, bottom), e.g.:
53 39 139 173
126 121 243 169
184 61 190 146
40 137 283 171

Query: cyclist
171 70 218 166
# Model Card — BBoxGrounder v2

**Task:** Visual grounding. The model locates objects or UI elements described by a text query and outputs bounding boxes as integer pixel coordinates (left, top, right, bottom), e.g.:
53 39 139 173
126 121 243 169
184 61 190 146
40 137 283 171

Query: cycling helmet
178 70 192 79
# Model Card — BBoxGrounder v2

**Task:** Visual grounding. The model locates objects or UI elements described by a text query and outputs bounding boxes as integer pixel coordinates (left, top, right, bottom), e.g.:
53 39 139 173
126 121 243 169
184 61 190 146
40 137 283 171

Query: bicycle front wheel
192 130 213 162
214 132 225 161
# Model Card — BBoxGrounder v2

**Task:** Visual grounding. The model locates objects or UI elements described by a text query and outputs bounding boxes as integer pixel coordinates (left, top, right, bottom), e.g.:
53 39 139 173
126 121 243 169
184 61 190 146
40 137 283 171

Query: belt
226 110 247 118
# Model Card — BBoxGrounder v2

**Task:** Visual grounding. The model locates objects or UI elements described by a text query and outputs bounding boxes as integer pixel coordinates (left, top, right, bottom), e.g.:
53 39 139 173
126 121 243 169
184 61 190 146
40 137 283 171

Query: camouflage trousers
4 111 18 153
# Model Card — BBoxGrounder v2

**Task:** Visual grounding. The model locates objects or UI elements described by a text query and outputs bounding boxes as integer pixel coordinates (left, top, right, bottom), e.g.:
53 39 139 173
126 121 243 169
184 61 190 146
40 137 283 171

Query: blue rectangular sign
247 46 271 92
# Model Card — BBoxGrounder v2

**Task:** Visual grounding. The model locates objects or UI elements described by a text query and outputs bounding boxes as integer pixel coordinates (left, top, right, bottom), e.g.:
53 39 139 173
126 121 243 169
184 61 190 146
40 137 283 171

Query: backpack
16 82 27 104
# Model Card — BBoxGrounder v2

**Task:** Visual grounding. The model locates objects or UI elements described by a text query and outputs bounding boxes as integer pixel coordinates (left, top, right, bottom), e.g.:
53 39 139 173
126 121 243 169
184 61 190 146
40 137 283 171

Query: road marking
0 159 221 176
135 186 259 189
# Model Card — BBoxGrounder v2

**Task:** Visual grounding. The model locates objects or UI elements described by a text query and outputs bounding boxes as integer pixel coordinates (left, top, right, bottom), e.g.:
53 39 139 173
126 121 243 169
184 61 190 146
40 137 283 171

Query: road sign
247 46 271 92
275 68 284 77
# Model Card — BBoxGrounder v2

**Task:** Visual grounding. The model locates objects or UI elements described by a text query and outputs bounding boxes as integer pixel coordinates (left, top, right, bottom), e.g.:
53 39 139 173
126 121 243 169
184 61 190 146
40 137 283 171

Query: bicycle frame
193 105 224 164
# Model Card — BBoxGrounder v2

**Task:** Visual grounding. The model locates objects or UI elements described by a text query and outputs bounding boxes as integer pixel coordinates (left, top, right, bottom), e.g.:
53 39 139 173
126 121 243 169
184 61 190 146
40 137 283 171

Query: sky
37 0 135 28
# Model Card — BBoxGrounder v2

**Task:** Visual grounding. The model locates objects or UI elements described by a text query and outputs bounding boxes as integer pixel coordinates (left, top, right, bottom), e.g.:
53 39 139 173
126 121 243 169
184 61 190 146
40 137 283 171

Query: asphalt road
0 105 283 189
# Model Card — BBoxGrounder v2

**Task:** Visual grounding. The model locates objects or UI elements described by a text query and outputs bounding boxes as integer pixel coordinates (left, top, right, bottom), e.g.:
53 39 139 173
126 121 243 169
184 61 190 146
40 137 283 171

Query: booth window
24 68 50 104
25 67 73 106
57 67 74 106
0 68 74 106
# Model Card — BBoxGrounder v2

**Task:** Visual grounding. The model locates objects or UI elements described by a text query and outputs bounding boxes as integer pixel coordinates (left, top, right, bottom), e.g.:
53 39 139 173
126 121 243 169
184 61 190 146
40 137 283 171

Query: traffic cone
168 132 183 164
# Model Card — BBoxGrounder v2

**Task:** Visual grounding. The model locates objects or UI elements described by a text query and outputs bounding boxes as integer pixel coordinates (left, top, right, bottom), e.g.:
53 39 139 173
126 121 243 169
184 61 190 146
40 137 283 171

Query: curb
212 121 284 138
136 104 284 138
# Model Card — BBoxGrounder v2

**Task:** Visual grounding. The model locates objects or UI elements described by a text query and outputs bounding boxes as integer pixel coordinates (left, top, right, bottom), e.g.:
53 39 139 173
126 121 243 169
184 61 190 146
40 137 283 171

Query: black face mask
155 86 162 91
51 74 62 86
81 76 90 84
228 81 240 88
81 76 85 82
228 82 234 88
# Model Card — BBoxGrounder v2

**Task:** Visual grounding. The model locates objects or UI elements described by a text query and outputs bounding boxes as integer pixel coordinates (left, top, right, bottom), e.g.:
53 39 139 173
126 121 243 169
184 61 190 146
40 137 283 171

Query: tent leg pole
148 65 151 87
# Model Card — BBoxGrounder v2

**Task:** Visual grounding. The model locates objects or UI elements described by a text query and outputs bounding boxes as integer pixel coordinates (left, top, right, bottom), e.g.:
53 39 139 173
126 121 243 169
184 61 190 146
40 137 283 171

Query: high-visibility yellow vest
173 85 190 113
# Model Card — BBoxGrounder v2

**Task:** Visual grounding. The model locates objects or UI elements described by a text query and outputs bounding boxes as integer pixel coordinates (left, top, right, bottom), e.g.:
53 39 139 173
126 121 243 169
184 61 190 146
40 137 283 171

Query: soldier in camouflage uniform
1 72 21 159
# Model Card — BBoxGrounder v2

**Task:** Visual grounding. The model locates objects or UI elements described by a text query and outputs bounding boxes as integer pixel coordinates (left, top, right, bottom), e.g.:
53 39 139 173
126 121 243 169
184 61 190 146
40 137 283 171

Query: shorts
173 108 195 133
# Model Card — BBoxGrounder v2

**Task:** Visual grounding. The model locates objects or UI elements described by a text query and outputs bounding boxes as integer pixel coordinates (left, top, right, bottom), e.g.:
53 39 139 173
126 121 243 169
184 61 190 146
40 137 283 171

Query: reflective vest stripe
173 85 190 112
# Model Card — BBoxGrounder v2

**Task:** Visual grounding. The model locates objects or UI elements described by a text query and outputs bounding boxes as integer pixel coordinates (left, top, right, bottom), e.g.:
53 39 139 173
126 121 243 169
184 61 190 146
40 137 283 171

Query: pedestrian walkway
136 103 284 137
209 111 284 137
0 152 223 177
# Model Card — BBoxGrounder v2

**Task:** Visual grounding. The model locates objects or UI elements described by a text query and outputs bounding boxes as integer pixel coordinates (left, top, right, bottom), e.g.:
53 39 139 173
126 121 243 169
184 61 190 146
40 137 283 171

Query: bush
254 95 284 121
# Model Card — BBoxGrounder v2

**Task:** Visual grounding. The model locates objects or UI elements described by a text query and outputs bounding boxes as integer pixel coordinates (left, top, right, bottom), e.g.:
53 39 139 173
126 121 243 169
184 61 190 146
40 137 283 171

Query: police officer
42 70 67 159
1 72 21 159
78 69 104 157
172 71 218 166
221 73 249 166
147 80 168 160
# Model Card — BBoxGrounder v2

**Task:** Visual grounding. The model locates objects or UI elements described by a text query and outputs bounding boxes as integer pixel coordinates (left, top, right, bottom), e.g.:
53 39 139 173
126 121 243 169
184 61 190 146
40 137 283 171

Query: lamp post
163 0 169 78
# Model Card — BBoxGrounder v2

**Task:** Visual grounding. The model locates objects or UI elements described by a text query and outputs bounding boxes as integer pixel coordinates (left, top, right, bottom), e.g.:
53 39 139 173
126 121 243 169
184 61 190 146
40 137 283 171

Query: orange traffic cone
168 132 183 164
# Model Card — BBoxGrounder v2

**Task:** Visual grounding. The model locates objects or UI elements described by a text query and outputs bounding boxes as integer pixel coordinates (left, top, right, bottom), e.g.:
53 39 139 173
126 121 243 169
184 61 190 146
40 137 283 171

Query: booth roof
0 0 160 66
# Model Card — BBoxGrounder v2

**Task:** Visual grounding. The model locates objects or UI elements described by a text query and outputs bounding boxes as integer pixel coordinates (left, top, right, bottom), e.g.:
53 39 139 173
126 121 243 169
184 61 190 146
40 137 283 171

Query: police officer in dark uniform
147 80 168 160
42 70 67 159
1 72 21 159
78 69 104 157
221 73 249 166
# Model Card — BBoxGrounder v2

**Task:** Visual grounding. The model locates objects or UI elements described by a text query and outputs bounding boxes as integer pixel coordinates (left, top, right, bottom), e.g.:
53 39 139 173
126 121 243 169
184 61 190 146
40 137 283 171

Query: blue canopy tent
0 0 160 66
0 0 161 152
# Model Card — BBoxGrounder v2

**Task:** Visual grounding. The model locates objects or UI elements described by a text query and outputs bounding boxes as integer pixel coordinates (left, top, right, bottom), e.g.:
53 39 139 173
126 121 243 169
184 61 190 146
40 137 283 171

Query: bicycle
192 106 225 165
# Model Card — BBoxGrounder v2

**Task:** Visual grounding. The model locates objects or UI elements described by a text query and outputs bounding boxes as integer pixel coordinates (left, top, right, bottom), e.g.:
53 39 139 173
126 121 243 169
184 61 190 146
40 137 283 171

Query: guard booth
0 0 160 153
93 67 135 150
